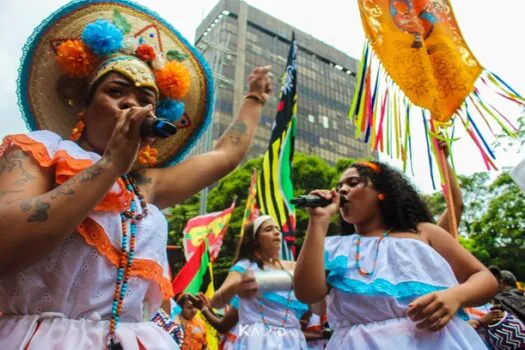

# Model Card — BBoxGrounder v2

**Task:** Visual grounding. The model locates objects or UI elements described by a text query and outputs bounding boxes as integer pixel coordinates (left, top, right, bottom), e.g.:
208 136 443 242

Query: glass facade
193 2 369 165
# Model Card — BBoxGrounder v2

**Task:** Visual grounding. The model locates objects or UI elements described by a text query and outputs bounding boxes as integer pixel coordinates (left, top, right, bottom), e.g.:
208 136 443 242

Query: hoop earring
70 112 85 141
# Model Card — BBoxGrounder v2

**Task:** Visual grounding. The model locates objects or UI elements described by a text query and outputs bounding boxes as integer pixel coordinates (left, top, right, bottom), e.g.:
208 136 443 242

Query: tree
424 170 525 281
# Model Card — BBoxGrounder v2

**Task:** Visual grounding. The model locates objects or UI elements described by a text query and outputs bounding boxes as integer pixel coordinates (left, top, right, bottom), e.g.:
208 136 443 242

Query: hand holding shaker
253 269 293 292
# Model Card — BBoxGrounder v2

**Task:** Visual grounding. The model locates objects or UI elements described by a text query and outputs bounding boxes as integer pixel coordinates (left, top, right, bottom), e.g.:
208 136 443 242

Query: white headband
253 215 273 237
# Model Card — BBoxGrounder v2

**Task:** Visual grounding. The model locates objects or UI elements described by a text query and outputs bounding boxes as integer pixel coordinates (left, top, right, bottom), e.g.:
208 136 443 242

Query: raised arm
143 66 273 209
294 190 339 304
0 106 152 276
437 140 464 233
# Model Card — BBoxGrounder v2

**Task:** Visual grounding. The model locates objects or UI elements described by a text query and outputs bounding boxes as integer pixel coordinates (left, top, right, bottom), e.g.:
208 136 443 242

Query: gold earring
70 112 85 141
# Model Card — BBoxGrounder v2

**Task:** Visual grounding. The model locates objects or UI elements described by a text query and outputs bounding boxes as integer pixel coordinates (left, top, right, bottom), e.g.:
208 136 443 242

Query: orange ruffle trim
1 134 173 299
78 218 173 299
1 134 132 212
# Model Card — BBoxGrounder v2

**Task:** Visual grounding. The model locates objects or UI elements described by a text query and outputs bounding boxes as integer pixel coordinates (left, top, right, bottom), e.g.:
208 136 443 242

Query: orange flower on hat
56 39 96 78
135 44 156 62
154 61 191 99
138 145 158 166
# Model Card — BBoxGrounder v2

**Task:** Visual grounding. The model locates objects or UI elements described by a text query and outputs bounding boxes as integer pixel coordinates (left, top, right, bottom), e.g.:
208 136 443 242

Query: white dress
324 235 488 350
229 259 308 349
0 131 178 349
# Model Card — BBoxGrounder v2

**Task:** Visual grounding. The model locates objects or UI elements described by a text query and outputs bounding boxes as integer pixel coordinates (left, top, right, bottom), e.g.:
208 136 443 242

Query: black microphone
291 195 332 208
141 118 177 139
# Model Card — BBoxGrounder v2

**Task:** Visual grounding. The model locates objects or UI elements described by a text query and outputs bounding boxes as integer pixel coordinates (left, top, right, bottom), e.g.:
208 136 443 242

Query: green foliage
424 171 525 281
165 152 358 286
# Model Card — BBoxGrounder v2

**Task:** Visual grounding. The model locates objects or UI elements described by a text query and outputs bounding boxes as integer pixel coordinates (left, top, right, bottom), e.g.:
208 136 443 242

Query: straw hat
17 0 214 167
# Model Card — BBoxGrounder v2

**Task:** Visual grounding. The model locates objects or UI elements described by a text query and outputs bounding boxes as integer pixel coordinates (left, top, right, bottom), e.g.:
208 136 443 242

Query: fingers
417 307 448 330
310 189 332 199
125 105 154 140
412 299 443 322
407 293 435 319
427 313 453 332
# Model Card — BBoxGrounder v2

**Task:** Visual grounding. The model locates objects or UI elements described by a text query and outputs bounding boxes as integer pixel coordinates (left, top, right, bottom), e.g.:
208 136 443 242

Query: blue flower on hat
156 99 185 122
81 20 124 56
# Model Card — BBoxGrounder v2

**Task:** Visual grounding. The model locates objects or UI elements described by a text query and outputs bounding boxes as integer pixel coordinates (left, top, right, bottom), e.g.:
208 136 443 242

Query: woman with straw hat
0 1 272 349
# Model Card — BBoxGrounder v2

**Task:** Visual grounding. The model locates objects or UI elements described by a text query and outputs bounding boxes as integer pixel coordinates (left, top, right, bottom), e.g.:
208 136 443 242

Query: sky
0 0 523 193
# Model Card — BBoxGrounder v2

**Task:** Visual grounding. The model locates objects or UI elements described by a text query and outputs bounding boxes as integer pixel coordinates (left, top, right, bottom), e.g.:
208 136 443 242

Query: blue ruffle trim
261 291 309 318
230 295 240 310
229 265 246 274
324 252 469 321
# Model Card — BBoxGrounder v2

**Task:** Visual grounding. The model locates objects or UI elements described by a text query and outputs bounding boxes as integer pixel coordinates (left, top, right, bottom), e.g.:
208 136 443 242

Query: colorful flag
240 168 259 240
172 240 211 295
257 33 297 258
182 201 236 262
171 241 219 350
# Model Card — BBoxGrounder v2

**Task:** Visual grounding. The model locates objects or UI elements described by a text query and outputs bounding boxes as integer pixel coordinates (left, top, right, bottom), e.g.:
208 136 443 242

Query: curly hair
339 161 434 234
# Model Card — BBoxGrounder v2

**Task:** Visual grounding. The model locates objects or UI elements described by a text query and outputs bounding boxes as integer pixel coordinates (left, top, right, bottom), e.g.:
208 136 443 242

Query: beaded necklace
355 232 389 277
107 175 148 350
257 261 293 330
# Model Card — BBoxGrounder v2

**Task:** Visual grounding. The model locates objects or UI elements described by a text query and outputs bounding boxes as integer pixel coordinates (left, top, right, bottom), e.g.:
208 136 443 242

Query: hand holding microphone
294 190 341 220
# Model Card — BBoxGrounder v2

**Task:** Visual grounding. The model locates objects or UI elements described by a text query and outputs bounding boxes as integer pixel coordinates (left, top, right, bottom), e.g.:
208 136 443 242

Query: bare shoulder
416 222 455 246
0 147 53 205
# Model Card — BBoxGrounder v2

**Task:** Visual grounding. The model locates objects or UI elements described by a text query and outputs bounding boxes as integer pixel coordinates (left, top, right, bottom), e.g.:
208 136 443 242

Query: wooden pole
436 141 458 238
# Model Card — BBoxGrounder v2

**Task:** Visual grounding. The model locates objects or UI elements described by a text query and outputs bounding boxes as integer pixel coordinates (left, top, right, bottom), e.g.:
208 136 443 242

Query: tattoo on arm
80 165 102 183
0 189 23 199
0 149 36 186
50 179 76 199
223 120 247 145
20 198 51 223
131 170 152 186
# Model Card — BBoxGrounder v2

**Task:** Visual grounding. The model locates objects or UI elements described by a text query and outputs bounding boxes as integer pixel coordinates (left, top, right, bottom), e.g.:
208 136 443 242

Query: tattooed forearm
0 189 23 199
0 149 35 186
20 198 50 223
223 120 247 145
50 183 75 199
80 165 103 183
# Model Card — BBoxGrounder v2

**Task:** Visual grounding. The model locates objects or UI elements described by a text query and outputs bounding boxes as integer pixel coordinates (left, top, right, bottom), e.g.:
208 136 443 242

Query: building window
322 116 329 129
332 120 337 129
308 114 315 123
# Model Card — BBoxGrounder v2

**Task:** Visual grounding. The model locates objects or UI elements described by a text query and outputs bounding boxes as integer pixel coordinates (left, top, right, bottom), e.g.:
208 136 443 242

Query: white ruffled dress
229 259 308 349
0 131 178 349
324 235 488 350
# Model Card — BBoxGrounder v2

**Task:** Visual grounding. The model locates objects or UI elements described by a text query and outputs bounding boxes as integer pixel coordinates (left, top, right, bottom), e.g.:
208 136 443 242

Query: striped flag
172 240 211 295
182 201 236 262
171 241 219 350
257 33 298 259
239 168 259 240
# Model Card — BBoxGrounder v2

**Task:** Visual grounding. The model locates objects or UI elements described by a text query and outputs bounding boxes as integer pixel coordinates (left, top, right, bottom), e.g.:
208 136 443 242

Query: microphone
141 118 177 139
291 194 332 208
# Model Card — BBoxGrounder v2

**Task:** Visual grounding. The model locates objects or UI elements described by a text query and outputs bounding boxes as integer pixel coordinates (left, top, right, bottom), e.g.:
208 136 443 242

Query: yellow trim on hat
90 55 159 97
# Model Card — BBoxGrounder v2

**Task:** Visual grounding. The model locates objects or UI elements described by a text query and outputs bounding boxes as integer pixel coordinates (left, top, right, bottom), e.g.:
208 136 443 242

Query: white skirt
233 322 307 350
327 316 487 350
0 313 179 350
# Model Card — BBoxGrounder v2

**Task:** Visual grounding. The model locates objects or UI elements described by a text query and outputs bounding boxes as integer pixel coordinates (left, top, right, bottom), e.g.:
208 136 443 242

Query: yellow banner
358 0 482 122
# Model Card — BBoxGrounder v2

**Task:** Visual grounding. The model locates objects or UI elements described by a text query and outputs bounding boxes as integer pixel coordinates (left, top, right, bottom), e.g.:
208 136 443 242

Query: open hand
407 289 461 332
479 309 505 327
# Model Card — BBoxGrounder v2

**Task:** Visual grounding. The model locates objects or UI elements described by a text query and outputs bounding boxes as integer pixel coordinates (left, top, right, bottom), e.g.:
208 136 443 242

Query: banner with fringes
351 0 524 177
